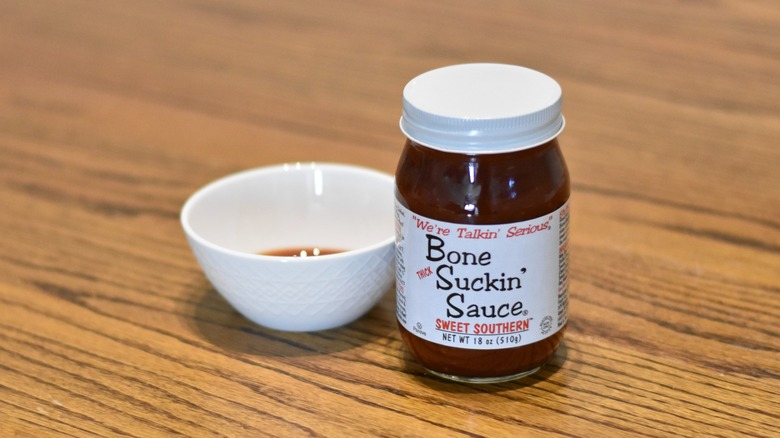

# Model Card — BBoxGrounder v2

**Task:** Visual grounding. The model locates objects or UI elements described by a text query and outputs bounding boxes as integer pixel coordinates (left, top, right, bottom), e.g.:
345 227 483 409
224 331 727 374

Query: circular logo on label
416 322 423 330
540 316 553 335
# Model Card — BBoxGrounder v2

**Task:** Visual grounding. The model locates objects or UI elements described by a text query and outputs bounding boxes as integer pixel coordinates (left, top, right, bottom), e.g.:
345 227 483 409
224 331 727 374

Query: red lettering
413 216 434 232
436 319 471 333
472 319 530 334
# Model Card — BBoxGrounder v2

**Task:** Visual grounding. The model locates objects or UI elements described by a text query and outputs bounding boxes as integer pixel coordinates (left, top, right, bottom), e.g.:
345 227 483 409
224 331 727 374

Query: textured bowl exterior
187 236 395 331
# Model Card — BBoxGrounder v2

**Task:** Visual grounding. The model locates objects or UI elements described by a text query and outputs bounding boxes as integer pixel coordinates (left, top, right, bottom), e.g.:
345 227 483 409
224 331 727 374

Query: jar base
426 366 541 384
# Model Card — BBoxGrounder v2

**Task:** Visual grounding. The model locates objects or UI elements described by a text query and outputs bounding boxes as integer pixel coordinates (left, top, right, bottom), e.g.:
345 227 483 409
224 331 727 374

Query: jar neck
395 138 569 224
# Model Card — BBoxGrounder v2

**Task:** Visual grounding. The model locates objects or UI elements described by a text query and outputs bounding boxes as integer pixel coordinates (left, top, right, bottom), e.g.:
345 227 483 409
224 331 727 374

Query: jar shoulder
395 140 569 224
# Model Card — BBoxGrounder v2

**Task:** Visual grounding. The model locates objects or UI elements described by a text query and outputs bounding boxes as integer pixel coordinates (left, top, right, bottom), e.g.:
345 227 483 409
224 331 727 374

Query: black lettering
446 293 464 318
426 234 445 261
486 272 502 291
436 264 453 290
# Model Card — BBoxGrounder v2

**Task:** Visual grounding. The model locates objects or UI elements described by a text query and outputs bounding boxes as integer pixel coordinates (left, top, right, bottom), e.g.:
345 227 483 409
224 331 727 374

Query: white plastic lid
400 63 564 153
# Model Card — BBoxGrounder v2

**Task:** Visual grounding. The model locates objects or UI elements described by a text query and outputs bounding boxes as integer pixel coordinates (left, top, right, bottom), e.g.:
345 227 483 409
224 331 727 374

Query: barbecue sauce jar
394 64 570 383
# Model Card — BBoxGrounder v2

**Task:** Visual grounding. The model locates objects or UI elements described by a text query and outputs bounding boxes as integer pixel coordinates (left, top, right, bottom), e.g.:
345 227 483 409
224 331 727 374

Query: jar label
395 200 569 350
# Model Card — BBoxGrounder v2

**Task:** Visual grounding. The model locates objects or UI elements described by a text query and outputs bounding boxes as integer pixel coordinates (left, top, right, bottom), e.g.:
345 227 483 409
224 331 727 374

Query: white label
395 200 569 350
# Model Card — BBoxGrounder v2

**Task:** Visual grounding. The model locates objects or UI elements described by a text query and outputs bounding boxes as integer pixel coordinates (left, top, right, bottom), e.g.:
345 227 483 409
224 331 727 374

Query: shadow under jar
394 64 570 383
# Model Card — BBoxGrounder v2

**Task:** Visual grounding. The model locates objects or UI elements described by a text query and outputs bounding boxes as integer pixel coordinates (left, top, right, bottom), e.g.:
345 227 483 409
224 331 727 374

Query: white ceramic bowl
181 162 395 332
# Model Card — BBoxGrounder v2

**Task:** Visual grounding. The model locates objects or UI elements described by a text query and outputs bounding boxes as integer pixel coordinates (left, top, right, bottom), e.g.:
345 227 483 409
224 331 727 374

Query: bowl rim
180 162 396 263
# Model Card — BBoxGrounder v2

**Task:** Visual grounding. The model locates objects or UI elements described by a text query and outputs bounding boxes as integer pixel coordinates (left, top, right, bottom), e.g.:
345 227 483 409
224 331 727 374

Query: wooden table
1 1 778 436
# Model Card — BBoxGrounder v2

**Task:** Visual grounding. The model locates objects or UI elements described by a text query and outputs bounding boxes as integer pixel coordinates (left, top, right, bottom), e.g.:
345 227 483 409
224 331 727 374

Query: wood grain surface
1 0 778 436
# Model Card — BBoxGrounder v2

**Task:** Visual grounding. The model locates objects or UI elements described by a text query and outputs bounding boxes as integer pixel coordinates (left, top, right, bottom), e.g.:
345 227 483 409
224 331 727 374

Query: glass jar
394 64 570 383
